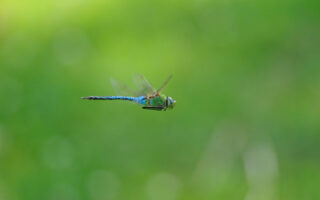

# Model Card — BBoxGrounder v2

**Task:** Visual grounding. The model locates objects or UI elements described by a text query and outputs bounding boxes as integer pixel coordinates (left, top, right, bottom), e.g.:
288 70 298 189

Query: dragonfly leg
142 106 164 111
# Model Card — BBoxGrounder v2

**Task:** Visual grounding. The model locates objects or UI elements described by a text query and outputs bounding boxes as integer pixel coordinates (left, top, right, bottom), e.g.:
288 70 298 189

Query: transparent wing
133 74 156 96
156 74 173 94
110 78 138 96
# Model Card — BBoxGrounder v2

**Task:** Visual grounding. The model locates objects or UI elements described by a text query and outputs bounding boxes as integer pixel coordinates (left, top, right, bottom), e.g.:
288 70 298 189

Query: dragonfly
82 74 176 111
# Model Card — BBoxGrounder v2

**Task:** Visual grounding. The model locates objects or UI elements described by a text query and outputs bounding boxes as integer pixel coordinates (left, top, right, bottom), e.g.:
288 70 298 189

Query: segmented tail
81 96 136 101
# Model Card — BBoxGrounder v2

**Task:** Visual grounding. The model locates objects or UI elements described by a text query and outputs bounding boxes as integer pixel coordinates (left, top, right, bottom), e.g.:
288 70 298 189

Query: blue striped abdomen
82 96 136 101
82 96 147 105
135 96 147 105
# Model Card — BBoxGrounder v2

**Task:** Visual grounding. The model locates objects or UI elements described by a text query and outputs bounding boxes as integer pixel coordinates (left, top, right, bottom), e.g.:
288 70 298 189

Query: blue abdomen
82 96 148 105
107 96 136 101
82 96 136 101
135 96 147 105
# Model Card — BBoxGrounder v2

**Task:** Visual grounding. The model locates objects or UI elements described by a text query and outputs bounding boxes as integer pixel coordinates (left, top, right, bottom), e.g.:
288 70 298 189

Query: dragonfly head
166 96 176 109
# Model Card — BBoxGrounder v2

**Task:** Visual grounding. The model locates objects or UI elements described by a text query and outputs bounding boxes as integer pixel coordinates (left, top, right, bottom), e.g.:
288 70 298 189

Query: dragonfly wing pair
111 74 172 97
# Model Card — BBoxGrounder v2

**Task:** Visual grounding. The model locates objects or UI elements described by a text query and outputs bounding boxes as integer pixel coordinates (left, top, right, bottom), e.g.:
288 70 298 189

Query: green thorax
147 94 166 107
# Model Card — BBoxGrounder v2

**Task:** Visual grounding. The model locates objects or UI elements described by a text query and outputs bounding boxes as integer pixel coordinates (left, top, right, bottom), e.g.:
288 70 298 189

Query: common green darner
82 75 176 111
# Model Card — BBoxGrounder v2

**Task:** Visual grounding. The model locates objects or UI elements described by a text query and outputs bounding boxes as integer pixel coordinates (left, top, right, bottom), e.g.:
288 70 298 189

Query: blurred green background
0 0 320 199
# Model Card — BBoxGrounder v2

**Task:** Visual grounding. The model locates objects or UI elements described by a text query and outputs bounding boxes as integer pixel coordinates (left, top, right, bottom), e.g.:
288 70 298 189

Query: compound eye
168 97 173 104
167 97 171 104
